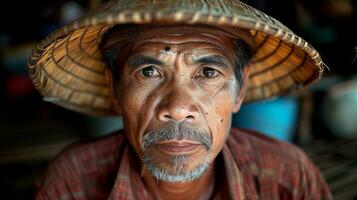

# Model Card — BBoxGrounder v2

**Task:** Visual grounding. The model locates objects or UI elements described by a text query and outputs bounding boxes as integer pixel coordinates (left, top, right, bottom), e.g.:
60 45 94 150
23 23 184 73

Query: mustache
142 124 212 151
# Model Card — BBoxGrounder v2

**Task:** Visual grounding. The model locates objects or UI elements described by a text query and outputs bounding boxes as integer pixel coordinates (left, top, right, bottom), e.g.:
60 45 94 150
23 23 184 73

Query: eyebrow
127 55 164 69
193 55 230 68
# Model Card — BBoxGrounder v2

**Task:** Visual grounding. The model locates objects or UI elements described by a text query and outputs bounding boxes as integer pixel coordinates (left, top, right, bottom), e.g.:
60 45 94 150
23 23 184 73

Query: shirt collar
108 136 250 199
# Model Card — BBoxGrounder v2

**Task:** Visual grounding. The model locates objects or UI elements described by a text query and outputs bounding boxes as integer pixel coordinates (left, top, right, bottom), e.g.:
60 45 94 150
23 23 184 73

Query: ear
232 65 252 113
104 68 122 115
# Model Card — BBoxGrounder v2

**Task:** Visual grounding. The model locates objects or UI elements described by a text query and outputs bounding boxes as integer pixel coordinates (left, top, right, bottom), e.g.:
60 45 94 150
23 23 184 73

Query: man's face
112 26 247 182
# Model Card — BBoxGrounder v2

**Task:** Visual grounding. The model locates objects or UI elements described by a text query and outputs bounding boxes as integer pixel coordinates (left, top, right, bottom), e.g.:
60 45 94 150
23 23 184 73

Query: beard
141 123 212 182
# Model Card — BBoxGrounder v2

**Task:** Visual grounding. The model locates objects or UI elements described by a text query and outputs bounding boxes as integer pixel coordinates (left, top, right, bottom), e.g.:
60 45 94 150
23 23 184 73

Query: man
28 0 332 199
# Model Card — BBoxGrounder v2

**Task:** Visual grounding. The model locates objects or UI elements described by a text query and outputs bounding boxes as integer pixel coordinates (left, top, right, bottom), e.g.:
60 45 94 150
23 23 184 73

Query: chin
142 147 212 182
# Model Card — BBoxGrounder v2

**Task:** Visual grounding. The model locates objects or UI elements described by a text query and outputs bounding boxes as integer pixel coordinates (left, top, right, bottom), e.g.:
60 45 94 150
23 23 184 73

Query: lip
155 140 203 155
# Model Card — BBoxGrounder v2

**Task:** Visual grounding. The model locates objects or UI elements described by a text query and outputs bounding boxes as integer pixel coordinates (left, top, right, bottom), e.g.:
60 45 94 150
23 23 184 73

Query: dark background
1 0 356 199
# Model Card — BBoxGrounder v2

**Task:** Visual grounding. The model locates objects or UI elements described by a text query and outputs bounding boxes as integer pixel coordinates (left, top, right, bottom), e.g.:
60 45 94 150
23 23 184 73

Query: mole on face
164 46 171 52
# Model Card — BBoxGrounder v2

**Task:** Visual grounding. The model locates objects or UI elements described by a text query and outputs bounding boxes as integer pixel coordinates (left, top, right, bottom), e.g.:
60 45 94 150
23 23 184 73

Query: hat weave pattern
28 0 323 116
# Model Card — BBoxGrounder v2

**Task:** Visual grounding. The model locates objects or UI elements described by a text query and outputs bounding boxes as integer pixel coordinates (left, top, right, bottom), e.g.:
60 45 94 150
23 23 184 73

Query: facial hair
141 123 212 182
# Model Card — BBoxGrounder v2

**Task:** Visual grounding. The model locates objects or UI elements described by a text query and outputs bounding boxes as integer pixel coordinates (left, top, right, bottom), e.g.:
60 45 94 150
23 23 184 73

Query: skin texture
105 26 251 200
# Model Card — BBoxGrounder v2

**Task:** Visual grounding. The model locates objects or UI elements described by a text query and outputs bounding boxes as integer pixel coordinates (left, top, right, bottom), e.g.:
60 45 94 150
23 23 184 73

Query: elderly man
29 0 332 199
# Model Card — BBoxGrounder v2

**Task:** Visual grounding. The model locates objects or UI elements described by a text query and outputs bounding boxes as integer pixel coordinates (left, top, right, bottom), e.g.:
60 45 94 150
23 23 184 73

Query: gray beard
142 153 210 182
141 123 212 182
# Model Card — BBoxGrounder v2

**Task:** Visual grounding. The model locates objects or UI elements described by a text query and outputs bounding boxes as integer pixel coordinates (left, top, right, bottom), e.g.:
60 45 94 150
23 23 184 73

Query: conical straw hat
28 0 324 116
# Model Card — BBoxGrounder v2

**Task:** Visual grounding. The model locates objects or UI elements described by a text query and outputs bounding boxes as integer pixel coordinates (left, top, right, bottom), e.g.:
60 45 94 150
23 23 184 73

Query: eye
140 65 160 78
198 67 220 78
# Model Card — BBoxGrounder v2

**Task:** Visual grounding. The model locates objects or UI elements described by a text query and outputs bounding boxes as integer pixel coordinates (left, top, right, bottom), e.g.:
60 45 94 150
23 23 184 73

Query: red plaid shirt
35 128 333 199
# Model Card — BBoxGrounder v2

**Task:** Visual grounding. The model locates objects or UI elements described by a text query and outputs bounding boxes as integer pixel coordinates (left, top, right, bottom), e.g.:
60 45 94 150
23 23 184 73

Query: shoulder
228 128 306 164
228 128 332 199
36 130 127 187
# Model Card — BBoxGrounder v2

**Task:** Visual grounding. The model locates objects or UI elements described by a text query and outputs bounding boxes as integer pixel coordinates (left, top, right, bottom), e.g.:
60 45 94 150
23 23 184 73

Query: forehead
120 26 237 59
101 25 240 63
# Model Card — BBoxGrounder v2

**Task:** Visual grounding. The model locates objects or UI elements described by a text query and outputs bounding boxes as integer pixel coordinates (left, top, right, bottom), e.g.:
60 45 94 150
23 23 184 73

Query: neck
141 162 216 200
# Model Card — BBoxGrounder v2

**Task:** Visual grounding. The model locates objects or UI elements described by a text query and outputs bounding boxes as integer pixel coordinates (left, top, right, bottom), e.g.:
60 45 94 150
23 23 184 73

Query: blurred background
0 0 356 199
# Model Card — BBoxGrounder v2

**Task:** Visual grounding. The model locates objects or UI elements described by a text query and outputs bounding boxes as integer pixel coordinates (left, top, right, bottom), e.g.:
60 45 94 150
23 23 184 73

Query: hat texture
28 0 324 116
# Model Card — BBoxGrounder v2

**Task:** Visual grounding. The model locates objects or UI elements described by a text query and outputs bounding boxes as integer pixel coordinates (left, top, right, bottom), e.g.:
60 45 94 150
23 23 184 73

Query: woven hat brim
28 0 323 116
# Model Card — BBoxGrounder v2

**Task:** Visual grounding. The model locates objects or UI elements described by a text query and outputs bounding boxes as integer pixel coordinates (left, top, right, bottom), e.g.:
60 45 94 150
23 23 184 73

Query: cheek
117 79 150 153
204 82 236 154
117 78 162 154
119 79 146 122
210 102 234 154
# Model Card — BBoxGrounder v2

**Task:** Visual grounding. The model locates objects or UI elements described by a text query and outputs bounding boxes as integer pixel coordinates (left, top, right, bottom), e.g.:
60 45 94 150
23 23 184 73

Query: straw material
28 0 324 116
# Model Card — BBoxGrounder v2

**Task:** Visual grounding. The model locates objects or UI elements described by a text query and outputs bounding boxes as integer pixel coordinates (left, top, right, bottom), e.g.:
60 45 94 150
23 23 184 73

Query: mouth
155 140 203 155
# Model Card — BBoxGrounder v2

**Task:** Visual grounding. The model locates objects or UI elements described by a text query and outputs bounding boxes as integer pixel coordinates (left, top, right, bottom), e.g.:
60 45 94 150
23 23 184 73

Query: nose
157 88 200 123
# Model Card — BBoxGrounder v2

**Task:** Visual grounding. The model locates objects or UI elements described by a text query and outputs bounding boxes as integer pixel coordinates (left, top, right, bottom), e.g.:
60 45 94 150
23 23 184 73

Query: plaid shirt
35 128 333 200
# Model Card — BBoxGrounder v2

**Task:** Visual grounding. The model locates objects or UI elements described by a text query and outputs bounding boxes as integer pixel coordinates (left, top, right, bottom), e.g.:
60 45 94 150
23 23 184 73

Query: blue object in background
87 116 123 136
232 97 300 142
